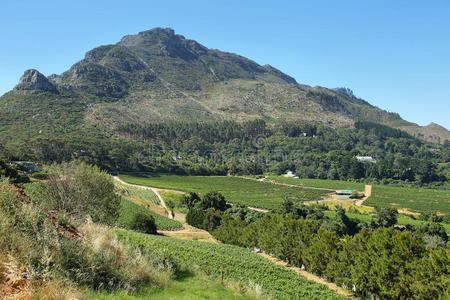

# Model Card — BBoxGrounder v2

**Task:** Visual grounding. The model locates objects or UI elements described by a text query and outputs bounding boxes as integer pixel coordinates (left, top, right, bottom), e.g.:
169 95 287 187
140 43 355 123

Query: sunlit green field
118 197 182 230
118 174 330 210
267 176 450 215
115 229 347 300
365 185 450 214
266 176 366 191
324 210 450 233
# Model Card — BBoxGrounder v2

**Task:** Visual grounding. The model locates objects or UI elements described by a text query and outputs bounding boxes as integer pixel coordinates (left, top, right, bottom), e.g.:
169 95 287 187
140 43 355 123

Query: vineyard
116 229 347 300
118 175 330 210
118 197 182 230
266 176 366 191
115 181 161 204
364 185 450 214
324 210 450 233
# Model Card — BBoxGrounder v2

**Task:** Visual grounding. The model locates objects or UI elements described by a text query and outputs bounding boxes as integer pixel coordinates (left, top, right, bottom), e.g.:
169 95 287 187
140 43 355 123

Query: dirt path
114 176 179 219
355 185 372 207
158 223 217 243
256 252 358 299
114 176 218 240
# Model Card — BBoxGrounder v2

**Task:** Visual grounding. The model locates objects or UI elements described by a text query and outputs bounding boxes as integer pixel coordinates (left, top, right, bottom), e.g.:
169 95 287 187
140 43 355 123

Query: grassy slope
118 174 330 210
84 274 257 300
118 197 182 230
115 229 346 300
116 181 161 204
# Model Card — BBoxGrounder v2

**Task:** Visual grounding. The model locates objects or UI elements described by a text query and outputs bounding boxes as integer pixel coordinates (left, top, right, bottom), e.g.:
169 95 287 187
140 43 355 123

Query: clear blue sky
1 0 449 128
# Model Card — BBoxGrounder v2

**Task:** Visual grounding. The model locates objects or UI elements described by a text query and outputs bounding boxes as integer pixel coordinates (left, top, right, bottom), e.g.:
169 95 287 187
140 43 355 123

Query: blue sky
1 0 449 128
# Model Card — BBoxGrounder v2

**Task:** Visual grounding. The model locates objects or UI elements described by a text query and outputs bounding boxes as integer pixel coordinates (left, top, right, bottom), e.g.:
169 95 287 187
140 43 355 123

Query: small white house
355 156 376 163
284 171 299 178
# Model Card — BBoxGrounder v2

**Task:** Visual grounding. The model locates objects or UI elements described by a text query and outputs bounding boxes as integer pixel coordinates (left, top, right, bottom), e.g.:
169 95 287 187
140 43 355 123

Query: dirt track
257 252 359 299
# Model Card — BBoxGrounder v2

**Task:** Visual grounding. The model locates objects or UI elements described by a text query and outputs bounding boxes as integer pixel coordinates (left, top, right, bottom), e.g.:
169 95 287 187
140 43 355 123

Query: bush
200 191 227 211
204 209 222 231
0 159 20 183
32 161 121 224
186 208 206 229
131 213 157 234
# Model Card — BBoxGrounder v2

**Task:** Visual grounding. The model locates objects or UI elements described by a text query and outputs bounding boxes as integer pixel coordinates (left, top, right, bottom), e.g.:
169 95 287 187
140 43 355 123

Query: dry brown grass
79 222 174 288
1 280 82 300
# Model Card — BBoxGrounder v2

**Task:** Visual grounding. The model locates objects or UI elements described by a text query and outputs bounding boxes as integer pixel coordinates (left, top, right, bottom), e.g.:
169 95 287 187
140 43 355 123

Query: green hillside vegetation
118 197 182 231
116 229 347 300
85 275 258 300
116 181 161 204
118 174 330 210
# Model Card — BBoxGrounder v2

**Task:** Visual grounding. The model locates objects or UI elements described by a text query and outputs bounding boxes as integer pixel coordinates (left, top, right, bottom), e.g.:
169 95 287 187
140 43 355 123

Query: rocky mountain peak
14 69 57 92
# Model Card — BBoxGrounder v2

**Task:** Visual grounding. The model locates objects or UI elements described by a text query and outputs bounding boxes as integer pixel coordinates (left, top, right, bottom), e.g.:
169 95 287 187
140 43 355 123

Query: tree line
1 119 448 185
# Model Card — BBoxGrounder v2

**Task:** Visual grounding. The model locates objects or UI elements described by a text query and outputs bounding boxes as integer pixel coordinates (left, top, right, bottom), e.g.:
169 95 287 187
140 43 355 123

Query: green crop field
116 229 347 300
115 182 161 204
324 210 450 233
118 198 182 231
266 176 366 191
365 185 450 214
118 174 330 210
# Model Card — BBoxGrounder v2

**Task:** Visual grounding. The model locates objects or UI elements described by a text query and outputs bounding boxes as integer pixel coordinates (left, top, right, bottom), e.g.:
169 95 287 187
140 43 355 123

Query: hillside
2 27 441 144
398 122 450 144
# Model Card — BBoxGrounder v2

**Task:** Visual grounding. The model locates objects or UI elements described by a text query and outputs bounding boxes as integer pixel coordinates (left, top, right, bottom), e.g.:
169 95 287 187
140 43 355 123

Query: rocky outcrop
14 69 57 92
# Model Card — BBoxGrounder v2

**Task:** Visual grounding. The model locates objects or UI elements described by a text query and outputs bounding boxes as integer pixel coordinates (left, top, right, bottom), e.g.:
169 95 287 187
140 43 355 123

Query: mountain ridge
1 27 449 144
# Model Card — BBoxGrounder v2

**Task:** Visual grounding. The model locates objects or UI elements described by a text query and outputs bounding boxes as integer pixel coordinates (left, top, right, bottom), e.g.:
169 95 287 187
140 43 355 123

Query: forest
3 120 449 186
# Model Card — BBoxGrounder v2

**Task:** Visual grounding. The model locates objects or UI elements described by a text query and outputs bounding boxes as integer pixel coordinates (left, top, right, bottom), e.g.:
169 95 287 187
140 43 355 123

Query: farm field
118 197 182 231
266 176 366 191
116 229 347 300
115 181 161 204
324 210 450 233
364 185 450 214
267 176 450 215
118 174 330 210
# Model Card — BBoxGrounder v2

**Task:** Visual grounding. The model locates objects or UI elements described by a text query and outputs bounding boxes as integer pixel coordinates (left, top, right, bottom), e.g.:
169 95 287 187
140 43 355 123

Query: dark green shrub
186 208 206 229
204 208 222 231
131 213 157 234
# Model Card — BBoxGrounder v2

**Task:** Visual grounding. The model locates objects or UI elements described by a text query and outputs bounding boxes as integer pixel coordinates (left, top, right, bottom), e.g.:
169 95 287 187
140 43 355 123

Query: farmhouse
355 156 376 163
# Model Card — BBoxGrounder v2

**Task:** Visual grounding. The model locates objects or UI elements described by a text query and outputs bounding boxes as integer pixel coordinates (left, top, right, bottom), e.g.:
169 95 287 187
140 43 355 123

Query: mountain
397 122 450 144
0 27 448 144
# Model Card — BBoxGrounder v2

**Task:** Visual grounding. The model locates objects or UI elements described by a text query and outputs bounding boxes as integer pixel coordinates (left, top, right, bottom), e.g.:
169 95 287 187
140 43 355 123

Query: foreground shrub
31 161 121 224
131 212 157 234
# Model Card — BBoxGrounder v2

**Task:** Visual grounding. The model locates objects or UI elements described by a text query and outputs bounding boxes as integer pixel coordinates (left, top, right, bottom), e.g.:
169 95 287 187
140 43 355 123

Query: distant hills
0 27 448 144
